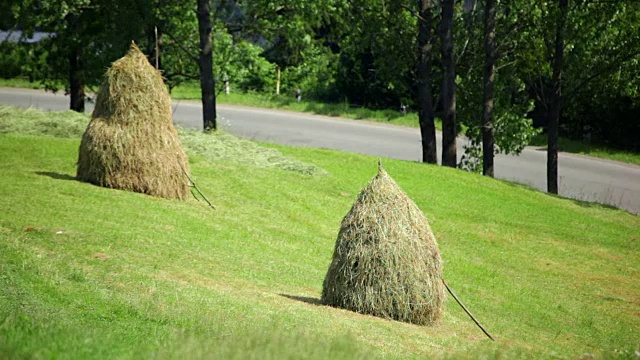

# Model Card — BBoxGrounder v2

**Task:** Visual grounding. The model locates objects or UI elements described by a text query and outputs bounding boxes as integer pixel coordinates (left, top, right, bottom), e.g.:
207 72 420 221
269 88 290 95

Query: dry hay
321 163 445 325
77 43 190 200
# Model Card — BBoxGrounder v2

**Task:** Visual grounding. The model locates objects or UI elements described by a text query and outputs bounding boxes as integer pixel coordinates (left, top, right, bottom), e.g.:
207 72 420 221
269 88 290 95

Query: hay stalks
322 162 445 325
77 43 190 200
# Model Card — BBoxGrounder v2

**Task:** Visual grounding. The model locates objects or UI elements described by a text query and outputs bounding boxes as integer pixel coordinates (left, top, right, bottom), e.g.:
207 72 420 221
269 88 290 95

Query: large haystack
322 163 445 325
77 43 190 200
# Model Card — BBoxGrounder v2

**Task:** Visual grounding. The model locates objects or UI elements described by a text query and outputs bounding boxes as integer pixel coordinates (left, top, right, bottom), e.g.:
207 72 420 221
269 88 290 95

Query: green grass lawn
1 107 639 359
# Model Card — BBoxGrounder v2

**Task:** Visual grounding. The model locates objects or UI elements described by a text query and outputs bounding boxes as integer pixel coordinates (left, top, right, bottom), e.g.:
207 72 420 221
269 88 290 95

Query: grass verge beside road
530 134 640 166
1 78 638 166
0 108 639 359
171 82 423 128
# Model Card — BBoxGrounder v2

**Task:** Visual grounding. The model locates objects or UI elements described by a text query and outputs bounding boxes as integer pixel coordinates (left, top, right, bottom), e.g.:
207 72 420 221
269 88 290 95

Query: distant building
0 30 51 44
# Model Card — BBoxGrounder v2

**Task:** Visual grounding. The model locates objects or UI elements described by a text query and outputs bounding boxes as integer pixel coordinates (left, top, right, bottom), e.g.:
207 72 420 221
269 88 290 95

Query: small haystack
77 43 190 200
321 163 445 325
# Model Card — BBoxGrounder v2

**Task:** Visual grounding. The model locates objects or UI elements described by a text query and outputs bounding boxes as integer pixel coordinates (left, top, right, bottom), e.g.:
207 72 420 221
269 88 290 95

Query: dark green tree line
2 0 639 182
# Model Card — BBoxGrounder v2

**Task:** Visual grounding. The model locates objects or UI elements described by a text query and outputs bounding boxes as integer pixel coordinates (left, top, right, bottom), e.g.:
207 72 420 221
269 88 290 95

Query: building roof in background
0 30 51 43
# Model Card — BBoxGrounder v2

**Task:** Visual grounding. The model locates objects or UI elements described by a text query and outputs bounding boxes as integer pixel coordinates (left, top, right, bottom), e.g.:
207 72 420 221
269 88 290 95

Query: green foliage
332 0 416 107
240 0 349 100
150 0 200 88
459 75 540 173
523 0 640 151
218 35 277 94
281 44 338 98
244 0 348 68
160 14 277 94
456 0 542 172
4 0 640 153
9 0 169 105
0 42 44 80
0 43 23 79
7 0 148 93
563 46 640 150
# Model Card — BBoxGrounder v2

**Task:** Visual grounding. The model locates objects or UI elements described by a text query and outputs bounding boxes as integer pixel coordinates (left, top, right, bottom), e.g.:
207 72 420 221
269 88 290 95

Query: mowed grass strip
0 110 639 359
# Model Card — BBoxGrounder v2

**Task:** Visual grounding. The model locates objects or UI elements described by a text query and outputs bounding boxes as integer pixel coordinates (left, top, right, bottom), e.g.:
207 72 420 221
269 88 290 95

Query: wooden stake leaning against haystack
322 161 445 326
77 42 190 200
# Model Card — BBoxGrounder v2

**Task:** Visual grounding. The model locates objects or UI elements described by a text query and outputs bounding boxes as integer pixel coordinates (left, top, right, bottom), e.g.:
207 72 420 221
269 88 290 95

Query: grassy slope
1 111 639 359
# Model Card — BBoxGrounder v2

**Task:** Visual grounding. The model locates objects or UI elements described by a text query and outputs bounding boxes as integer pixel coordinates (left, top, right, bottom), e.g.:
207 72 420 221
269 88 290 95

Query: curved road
1 87 639 215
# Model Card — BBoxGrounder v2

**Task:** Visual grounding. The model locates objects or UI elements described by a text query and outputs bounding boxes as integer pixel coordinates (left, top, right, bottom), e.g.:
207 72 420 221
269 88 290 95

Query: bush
0 42 46 80
281 45 339 100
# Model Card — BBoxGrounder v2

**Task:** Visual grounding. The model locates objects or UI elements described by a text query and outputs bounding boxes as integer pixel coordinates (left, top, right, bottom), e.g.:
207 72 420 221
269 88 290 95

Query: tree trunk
68 46 85 113
547 0 568 194
66 12 84 113
482 0 496 177
417 0 437 164
440 0 457 167
197 0 217 131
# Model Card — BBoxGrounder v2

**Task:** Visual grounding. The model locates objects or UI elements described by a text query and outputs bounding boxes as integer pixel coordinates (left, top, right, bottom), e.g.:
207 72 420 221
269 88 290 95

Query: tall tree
525 1 640 161
7 0 150 112
9 1 96 112
481 0 496 176
453 1 540 174
440 0 457 167
65 12 84 112
417 0 437 164
197 0 217 130
547 0 568 194
559 1 640 153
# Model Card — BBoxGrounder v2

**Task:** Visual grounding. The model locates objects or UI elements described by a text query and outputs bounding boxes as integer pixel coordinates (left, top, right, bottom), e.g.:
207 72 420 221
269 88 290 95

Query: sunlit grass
0 105 322 176
0 108 639 359
0 105 88 137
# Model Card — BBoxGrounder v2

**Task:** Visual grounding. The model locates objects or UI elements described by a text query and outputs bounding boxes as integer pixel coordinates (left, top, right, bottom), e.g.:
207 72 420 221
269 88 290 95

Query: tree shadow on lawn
279 294 323 306
35 171 77 181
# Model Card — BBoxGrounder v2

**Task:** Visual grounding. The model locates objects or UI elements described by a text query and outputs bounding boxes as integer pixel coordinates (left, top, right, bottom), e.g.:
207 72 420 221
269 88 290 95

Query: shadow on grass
35 171 77 181
570 199 621 211
279 294 323 306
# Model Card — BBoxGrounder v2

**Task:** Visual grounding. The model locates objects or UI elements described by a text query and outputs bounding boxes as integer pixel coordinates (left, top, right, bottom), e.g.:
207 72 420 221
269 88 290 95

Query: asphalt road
2 87 639 215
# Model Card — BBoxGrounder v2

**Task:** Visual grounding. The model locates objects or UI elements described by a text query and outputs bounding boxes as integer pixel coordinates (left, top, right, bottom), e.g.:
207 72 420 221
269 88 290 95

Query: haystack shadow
279 294 323 306
35 171 77 181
